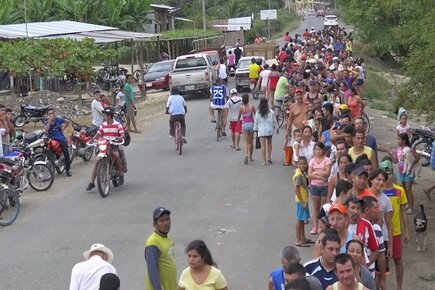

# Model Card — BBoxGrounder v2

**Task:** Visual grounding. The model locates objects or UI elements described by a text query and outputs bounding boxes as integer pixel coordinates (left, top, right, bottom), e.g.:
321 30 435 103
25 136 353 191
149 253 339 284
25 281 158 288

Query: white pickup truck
169 54 216 97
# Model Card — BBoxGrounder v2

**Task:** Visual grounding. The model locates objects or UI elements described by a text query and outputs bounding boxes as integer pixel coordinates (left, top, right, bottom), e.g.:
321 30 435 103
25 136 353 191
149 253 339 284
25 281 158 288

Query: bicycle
273 96 292 134
132 64 151 81
361 111 370 134
174 120 183 155
0 185 20 227
249 79 260 99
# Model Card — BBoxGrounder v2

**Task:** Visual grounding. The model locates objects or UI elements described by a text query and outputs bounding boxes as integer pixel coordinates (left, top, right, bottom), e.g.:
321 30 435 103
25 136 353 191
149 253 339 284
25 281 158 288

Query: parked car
143 60 175 90
170 53 216 97
324 15 338 27
234 56 265 92
316 10 325 17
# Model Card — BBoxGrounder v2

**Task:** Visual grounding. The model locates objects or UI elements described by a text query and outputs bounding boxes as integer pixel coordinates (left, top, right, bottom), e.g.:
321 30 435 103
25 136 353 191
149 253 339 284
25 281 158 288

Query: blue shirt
269 267 285 290
210 84 228 106
431 140 435 169
166 94 186 115
45 117 66 142
304 258 338 289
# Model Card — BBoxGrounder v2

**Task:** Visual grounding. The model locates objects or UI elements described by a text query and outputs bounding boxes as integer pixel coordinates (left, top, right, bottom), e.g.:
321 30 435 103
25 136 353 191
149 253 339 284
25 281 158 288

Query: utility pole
202 0 206 33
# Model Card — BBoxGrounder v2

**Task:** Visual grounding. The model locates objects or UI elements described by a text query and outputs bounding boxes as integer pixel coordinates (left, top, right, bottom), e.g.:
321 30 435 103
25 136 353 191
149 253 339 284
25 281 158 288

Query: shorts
210 103 228 110
392 235 402 259
242 122 254 133
310 185 328 197
296 202 310 221
399 173 414 183
259 135 272 140
126 104 136 118
229 121 242 134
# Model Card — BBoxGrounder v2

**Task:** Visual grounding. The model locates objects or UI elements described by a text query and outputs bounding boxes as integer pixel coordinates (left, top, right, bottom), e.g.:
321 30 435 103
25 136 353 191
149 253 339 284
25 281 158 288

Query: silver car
234 56 265 92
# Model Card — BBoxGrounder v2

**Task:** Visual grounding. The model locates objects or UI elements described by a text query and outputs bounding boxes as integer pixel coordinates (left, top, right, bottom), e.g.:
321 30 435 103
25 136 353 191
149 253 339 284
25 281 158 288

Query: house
144 4 180 33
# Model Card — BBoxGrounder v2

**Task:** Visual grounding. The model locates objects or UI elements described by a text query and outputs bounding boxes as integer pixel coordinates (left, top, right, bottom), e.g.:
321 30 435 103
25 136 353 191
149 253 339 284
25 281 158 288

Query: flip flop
303 239 315 244
236 147 241 151
295 243 311 247
230 145 236 149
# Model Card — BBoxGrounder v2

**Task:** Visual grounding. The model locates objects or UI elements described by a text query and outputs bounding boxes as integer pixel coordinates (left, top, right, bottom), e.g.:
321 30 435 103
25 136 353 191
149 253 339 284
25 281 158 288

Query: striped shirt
210 84 228 106
98 121 124 139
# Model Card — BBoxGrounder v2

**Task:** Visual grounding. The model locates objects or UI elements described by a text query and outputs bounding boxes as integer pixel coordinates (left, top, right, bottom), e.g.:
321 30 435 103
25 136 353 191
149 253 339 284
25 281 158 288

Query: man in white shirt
166 87 187 143
91 91 104 127
226 88 242 150
69 243 117 290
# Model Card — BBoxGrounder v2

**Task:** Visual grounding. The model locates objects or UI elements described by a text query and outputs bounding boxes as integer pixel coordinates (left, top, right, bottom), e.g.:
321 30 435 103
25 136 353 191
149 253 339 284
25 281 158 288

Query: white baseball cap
230 88 238 94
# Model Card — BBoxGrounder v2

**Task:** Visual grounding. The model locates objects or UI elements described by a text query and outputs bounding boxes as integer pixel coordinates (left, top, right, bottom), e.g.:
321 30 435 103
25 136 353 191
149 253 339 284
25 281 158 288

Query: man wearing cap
226 88 243 150
345 196 379 275
379 159 409 290
144 207 177 290
328 203 359 253
69 243 117 290
91 91 104 127
350 166 375 199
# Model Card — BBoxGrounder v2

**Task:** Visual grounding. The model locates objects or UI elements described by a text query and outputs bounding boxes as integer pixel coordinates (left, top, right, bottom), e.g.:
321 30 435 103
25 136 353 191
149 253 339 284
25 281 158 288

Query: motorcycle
89 137 125 198
114 107 131 146
24 130 72 174
411 127 434 167
13 104 51 128
66 118 98 163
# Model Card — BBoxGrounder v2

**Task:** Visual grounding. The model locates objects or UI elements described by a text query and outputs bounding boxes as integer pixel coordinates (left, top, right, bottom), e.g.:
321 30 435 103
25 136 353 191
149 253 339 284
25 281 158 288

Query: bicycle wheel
0 187 20 226
216 110 221 142
362 112 370 134
175 121 182 155
65 79 75 91
28 163 54 192
97 68 109 79
273 106 286 134
413 140 431 167
133 69 142 81
97 159 111 198
87 83 101 97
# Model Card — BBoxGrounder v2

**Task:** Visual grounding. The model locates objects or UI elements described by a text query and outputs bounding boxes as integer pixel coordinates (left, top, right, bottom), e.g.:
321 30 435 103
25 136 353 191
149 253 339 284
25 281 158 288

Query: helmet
339 104 349 111
102 106 115 117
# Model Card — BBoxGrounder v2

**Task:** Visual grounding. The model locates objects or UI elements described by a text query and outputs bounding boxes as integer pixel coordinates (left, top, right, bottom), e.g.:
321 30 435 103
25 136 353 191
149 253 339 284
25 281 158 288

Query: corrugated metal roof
227 17 251 31
150 4 178 11
44 30 160 43
0 20 116 39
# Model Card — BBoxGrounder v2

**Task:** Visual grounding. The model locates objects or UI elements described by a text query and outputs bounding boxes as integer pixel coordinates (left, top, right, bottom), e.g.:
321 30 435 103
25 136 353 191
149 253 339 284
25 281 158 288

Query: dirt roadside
366 106 435 290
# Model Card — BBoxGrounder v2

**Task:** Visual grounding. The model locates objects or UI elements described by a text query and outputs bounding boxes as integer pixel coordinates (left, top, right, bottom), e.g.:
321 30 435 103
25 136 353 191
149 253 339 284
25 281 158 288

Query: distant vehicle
170 54 216 97
234 56 265 92
324 15 338 27
305 9 316 17
142 60 174 91
316 10 325 17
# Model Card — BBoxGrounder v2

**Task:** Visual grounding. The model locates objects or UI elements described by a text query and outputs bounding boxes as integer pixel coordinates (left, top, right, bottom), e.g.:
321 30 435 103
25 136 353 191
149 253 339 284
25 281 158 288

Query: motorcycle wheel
0 187 20 226
124 132 131 146
65 79 75 91
28 163 54 192
81 147 94 162
413 140 431 167
13 115 27 127
33 154 56 174
97 159 110 198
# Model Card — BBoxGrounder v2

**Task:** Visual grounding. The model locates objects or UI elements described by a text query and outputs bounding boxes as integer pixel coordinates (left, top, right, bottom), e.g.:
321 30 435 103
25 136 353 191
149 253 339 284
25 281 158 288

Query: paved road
0 76 313 290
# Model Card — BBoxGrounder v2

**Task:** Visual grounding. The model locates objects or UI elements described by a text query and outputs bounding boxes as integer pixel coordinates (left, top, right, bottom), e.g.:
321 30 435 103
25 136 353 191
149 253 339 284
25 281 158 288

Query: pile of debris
0 91 92 119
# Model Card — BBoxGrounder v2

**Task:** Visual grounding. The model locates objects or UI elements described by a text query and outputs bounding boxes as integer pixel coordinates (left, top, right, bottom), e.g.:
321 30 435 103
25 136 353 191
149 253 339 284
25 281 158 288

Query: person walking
91 91 105 127
124 74 141 133
254 98 275 165
145 207 177 290
227 88 243 150
69 243 117 290
178 240 228 290
238 94 256 164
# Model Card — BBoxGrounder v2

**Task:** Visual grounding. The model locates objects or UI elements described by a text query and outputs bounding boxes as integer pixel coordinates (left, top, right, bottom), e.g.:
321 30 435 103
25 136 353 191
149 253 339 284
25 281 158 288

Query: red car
316 10 325 17
142 60 174 90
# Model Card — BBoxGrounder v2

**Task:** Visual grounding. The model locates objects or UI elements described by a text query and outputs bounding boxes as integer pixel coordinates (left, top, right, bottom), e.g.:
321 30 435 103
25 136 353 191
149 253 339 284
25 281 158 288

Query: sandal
295 243 311 247
236 147 241 151
303 239 315 244
244 156 248 165
230 145 236 149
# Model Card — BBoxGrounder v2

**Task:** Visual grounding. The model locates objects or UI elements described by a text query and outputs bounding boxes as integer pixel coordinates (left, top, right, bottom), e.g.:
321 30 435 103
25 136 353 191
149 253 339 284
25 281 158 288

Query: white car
324 15 338 27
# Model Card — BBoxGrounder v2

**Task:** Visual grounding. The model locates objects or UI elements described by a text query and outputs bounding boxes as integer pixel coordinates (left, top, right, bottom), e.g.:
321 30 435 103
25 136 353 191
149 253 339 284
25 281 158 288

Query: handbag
255 135 261 149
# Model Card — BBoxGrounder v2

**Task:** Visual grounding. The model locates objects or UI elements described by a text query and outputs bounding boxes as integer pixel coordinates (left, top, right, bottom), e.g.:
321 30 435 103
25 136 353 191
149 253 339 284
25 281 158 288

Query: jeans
58 140 71 171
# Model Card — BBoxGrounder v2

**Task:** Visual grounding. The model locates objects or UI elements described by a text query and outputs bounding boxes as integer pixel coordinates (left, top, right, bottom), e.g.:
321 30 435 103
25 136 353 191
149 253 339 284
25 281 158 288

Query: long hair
258 97 270 118
185 240 216 266
398 132 411 147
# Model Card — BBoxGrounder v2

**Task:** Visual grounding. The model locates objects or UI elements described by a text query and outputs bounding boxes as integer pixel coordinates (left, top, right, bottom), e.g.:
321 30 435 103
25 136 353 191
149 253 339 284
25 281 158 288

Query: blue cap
153 207 171 221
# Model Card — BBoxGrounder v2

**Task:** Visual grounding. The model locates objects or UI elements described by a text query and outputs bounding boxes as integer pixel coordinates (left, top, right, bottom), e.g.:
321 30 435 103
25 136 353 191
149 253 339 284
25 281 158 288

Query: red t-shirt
98 121 124 139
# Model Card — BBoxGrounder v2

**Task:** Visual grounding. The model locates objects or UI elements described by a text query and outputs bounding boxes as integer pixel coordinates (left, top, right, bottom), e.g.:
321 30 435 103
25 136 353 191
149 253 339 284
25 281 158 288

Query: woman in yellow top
178 240 228 290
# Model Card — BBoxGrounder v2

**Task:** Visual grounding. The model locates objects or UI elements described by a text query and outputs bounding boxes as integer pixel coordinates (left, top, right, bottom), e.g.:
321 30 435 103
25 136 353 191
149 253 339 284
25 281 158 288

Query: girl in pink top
308 142 332 234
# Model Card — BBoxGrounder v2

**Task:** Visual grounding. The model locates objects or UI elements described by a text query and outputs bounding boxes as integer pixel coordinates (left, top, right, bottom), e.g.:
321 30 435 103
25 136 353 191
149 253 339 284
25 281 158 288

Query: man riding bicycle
166 87 187 143
86 107 126 191
209 78 229 136
248 57 261 91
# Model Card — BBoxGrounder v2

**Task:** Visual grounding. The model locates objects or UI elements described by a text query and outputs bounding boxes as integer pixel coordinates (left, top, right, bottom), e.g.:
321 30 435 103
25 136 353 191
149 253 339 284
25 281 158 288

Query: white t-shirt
259 69 271 89
116 91 125 106
218 64 227 79
227 96 243 121
69 255 117 290
166 94 186 115
91 99 104 127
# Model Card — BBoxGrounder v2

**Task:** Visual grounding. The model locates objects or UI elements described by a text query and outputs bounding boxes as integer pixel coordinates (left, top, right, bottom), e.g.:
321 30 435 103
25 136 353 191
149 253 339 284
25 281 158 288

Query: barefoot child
292 156 311 247
283 134 293 166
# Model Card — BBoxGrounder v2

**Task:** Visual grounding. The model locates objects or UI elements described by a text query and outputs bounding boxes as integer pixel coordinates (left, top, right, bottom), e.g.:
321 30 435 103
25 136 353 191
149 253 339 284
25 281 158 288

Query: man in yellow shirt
248 58 261 81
